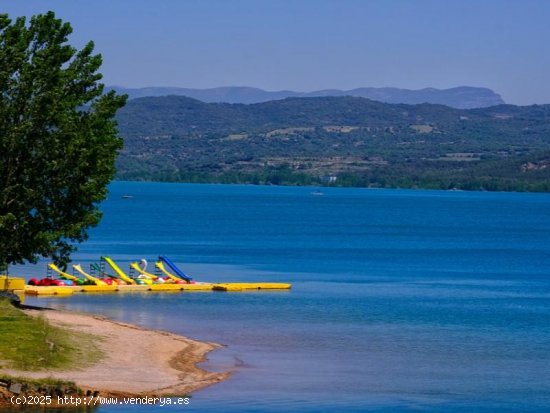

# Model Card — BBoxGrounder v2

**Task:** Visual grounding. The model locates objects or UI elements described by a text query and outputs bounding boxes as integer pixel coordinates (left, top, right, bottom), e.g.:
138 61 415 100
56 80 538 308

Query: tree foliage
0 12 126 269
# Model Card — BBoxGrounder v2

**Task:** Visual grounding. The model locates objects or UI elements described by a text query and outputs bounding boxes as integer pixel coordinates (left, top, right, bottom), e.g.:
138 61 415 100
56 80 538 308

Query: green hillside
115 96 550 191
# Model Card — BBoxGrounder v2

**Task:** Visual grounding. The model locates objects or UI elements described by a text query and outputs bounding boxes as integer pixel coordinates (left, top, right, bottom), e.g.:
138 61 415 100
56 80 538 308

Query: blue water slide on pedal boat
158 256 193 282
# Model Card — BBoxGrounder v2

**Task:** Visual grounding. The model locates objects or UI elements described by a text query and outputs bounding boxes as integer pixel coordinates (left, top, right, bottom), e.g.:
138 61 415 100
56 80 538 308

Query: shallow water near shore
22 182 550 412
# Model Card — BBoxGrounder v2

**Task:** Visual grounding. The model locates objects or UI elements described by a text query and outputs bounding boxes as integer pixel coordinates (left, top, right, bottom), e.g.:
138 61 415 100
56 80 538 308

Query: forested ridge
115 95 550 191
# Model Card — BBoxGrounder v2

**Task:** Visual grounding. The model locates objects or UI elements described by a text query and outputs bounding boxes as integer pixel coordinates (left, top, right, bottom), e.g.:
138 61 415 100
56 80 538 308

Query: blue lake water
23 182 550 412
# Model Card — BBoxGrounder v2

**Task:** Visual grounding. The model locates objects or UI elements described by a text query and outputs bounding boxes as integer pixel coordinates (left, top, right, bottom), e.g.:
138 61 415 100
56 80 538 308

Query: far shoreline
111 179 550 195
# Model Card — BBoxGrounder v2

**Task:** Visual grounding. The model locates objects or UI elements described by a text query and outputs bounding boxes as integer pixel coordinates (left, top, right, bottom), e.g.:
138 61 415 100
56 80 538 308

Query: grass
0 373 81 392
0 298 102 371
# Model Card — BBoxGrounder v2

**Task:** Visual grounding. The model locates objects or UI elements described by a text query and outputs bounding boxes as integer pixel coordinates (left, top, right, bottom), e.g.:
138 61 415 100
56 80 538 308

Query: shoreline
0 306 230 403
111 179 550 194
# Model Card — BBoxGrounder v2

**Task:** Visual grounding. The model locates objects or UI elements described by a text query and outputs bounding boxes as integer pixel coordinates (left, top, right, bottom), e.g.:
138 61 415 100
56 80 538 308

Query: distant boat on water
121 195 133 199
311 190 324 196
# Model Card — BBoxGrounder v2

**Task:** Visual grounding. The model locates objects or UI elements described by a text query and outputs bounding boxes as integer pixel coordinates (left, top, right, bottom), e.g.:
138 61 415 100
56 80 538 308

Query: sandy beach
0 307 229 398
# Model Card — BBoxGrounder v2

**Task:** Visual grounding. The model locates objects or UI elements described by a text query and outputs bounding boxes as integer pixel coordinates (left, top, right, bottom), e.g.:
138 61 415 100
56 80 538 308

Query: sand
0 307 229 397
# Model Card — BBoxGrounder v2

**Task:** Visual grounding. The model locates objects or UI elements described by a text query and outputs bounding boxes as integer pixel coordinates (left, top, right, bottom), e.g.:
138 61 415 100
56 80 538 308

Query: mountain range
108 85 504 109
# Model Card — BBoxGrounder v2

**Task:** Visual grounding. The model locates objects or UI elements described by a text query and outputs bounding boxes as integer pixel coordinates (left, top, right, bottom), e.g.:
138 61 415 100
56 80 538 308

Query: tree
0 12 127 270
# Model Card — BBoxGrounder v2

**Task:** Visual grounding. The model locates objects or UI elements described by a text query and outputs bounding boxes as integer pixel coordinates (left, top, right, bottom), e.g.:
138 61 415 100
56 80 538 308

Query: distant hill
115 95 550 192
108 85 505 109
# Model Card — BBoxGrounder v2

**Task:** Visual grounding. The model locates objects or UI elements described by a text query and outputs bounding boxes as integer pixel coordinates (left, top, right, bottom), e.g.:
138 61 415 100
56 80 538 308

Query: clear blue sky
1 0 549 105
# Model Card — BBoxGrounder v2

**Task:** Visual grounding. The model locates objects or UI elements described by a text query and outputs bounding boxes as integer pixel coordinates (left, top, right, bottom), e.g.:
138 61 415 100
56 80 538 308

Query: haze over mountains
108 85 505 109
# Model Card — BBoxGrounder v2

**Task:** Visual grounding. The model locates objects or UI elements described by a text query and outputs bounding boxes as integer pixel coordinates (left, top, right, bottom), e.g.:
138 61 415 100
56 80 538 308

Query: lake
24 182 550 412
